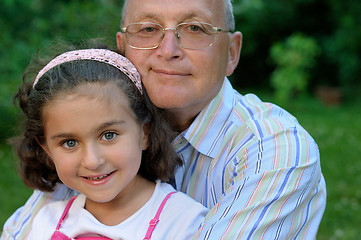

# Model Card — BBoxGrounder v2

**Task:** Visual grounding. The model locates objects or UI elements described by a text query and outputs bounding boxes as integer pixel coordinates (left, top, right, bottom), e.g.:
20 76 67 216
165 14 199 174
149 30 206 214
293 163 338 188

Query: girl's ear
35 137 51 157
141 123 150 151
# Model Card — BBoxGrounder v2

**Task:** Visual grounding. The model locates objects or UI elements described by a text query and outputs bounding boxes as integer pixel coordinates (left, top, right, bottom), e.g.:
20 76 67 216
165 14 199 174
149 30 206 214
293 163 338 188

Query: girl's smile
80 170 117 185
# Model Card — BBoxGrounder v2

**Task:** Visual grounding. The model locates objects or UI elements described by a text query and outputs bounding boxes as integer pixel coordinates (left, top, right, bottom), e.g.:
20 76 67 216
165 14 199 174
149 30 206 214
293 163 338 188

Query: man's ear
116 32 126 55
226 31 242 76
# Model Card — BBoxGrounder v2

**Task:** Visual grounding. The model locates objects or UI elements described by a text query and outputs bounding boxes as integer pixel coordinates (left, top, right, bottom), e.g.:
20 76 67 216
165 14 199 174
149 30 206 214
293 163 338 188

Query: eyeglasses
120 22 231 50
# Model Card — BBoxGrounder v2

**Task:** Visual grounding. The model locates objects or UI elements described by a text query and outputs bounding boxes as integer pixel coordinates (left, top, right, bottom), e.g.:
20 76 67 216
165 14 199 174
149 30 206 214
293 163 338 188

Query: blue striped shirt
1 78 326 239
173 79 326 239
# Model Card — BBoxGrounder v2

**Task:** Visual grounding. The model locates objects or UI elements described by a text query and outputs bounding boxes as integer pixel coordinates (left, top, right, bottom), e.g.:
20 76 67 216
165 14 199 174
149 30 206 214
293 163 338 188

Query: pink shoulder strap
53 196 112 240
56 196 77 230
143 191 177 240
54 192 177 240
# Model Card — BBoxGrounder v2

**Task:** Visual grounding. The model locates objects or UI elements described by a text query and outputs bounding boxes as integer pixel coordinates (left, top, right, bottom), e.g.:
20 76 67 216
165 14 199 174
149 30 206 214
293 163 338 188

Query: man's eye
102 132 117 141
182 24 208 34
142 27 156 32
139 24 161 33
189 25 202 32
62 140 78 149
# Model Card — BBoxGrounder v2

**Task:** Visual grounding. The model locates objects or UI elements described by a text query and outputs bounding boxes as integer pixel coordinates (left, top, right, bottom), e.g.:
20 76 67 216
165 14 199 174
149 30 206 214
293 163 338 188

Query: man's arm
194 127 326 239
1 184 76 239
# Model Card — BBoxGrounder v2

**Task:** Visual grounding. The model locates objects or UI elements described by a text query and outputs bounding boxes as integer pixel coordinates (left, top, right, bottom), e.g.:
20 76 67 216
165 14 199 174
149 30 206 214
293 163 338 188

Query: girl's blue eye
102 132 117 141
63 140 78 149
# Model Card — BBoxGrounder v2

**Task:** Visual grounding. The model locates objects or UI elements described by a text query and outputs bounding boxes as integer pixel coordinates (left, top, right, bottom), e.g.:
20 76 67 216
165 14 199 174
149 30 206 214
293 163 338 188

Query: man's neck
167 111 198 132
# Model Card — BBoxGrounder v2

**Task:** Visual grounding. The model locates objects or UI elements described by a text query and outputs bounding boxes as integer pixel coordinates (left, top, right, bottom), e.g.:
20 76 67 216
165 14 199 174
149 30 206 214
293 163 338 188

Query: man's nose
156 29 184 60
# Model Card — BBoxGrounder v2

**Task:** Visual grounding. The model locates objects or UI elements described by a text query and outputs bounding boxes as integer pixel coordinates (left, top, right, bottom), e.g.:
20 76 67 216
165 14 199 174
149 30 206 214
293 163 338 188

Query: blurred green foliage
270 33 320 104
232 0 361 98
1 0 361 141
0 0 121 141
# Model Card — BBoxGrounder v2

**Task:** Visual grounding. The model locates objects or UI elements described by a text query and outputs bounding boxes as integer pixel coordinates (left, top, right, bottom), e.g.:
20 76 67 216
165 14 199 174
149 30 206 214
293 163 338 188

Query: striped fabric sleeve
194 121 326 239
1 184 76 239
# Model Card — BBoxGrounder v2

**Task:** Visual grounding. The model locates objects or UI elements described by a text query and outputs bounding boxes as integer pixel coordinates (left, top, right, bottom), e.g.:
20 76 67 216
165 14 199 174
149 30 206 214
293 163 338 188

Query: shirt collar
180 78 235 158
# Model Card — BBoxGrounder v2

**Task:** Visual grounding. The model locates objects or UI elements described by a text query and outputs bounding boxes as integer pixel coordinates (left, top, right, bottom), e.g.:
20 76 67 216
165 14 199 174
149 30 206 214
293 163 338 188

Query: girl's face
42 83 149 204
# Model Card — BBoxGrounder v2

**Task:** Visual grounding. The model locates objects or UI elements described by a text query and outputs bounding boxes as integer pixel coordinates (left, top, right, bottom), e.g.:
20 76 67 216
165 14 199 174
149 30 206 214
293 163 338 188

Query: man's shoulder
231 93 303 134
220 92 317 158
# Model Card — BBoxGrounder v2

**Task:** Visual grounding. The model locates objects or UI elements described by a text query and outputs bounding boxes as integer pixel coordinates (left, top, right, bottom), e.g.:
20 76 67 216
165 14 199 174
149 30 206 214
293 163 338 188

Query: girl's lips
81 171 116 185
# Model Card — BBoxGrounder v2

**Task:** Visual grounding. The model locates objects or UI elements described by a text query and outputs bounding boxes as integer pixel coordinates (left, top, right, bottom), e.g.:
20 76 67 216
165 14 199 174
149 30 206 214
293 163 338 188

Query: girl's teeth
87 173 109 181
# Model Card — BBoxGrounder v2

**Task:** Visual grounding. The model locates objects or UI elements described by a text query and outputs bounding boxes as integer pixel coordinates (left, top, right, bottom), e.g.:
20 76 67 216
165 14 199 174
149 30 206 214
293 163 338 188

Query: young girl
13 48 207 239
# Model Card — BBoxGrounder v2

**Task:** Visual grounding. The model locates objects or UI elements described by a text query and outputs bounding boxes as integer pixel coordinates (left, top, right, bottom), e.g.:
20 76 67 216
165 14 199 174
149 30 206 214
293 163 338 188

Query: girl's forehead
52 82 130 107
79 82 126 97
44 83 134 121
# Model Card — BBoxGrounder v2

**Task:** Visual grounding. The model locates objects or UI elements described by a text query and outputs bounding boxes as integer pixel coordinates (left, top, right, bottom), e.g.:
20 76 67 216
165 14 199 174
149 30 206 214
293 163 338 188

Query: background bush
270 33 320 104
1 0 360 141
232 0 361 96
0 0 120 140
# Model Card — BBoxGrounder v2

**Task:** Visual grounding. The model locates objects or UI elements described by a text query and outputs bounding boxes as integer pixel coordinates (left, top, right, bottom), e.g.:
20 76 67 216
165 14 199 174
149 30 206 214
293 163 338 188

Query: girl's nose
81 144 105 170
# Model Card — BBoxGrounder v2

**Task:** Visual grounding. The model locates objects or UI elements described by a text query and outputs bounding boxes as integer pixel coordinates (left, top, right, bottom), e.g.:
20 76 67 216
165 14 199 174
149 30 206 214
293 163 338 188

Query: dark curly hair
13 46 181 192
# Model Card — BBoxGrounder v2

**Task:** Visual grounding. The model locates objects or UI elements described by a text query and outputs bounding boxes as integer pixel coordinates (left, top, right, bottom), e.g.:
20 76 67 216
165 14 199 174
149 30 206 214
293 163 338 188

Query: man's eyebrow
134 12 206 23
130 12 159 22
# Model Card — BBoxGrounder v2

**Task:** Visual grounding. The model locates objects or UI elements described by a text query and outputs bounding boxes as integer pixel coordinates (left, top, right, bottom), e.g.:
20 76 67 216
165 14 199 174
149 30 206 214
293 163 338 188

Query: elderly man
2 0 326 239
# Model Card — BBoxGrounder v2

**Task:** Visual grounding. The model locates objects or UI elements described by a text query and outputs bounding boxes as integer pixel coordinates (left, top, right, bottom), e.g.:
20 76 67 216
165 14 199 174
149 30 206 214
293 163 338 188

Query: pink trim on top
143 191 177 240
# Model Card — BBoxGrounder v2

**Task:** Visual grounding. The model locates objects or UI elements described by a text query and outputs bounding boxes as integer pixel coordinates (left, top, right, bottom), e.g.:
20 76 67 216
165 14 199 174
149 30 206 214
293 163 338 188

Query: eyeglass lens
125 22 216 50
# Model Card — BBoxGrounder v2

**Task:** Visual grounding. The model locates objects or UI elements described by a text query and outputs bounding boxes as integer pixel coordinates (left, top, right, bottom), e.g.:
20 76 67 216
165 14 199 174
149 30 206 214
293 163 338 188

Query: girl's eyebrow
50 133 74 140
96 120 127 132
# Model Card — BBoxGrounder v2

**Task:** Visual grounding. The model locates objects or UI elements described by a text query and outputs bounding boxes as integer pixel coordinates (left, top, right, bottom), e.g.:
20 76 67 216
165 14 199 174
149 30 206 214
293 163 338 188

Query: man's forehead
123 0 224 24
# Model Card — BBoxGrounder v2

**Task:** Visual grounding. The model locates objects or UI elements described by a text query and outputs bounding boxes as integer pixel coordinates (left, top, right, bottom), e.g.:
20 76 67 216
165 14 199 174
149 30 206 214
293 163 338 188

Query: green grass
1 95 360 239
290 99 361 240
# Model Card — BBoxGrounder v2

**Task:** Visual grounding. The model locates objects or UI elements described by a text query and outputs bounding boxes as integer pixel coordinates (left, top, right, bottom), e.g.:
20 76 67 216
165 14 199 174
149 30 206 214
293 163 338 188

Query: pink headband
33 49 143 94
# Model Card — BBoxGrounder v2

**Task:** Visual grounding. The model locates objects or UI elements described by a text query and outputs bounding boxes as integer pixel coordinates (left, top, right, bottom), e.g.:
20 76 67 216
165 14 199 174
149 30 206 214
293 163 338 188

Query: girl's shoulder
157 181 207 211
28 196 78 239
152 181 208 239
32 193 86 225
